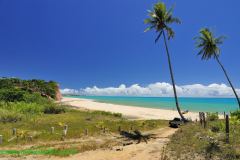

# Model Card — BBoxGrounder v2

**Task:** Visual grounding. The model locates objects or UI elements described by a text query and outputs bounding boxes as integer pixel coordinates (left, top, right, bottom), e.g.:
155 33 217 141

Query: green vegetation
195 28 240 108
0 97 66 123
166 118 240 159
91 110 122 118
231 110 240 119
0 108 167 156
0 109 167 146
0 78 59 100
206 112 219 121
0 148 79 157
0 78 64 123
144 2 186 121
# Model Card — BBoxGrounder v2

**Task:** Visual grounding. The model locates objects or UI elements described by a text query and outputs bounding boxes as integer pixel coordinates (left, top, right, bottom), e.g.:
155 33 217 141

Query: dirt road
59 127 177 160
0 127 177 160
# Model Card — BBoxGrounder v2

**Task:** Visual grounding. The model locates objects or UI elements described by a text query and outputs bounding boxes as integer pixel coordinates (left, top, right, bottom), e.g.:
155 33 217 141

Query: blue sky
0 0 239 89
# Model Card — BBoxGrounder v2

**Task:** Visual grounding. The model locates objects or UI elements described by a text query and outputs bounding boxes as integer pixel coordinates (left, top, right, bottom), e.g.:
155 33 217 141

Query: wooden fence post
224 112 226 119
51 127 55 134
12 128 17 136
0 135 3 144
199 112 203 126
63 129 67 137
64 125 68 135
85 129 88 136
103 127 106 134
64 125 68 131
28 136 33 141
226 114 229 143
203 112 206 128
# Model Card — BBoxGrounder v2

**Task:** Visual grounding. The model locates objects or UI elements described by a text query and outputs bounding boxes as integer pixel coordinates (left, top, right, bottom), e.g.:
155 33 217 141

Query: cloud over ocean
61 82 240 98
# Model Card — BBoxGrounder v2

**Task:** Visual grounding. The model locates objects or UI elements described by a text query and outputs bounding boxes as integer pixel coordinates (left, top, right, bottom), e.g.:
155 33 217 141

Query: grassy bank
166 117 240 160
0 108 168 158
0 109 167 146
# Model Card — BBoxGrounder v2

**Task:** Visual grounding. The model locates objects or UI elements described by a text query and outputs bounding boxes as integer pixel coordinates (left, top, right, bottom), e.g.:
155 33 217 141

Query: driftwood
120 130 156 144
8 136 16 142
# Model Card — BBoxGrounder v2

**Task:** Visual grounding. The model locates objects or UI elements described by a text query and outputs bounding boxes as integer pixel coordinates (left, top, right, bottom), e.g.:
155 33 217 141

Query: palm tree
195 28 240 108
144 2 186 121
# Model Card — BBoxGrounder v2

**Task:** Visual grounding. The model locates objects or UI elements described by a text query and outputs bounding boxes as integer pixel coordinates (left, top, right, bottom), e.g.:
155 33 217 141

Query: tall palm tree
144 2 186 121
195 28 240 108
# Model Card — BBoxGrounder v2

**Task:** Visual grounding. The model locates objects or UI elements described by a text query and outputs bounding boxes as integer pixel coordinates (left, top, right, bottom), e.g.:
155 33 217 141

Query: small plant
211 126 220 133
92 111 122 118
231 110 240 120
205 139 220 159
0 89 26 102
0 109 23 123
113 113 122 118
43 104 66 114
207 112 219 121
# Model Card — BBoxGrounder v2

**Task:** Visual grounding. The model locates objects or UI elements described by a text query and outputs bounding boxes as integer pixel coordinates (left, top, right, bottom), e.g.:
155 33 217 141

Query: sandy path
0 127 177 160
62 97 202 120
59 127 177 160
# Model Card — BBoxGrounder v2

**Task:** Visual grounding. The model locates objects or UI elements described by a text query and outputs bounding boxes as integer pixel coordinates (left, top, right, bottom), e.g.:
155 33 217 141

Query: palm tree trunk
162 31 186 121
215 54 240 108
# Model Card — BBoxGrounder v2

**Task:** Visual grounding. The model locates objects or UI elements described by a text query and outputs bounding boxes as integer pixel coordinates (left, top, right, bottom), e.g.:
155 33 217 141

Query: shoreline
61 97 213 120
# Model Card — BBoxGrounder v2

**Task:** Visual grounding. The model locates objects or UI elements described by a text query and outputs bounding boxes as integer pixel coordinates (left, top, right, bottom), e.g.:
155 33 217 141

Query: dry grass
166 120 240 160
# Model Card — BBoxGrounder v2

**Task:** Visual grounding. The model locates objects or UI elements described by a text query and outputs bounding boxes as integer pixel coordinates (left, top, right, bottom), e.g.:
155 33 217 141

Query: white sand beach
62 97 204 120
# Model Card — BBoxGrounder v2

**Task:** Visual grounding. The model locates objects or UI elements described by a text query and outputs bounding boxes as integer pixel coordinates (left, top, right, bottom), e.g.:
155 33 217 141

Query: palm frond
144 25 155 32
166 4 175 16
155 31 163 43
168 17 181 24
166 27 175 40
215 36 225 44
144 2 180 42
195 28 225 60
144 18 152 24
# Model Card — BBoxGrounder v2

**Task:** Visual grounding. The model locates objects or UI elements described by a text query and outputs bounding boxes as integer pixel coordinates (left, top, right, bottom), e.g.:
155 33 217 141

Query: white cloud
61 82 240 97
60 88 79 95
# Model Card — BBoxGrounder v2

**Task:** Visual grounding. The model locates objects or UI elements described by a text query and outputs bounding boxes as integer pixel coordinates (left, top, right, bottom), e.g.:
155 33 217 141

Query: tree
144 2 186 121
195 28 240 108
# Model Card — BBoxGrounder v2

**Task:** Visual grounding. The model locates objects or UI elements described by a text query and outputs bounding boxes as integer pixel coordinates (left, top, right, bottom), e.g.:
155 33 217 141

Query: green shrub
43 104 66 114
0 109 23 123
0 89 27 102
207 112 219 121
231 110 240 120
0 101 66 122
211 126 220 132
113 113 122 118
0 89 51 104
0 78 59 100
91 111 122 118
14 102 43 115
23 92 49 104
0 102 44 115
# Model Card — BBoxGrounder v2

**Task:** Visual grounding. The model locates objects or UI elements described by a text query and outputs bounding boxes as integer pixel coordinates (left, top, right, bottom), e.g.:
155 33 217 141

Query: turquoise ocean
66 96 239 113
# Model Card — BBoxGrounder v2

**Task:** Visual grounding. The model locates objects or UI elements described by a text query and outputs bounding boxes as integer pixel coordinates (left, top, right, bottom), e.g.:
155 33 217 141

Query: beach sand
62 97 204 120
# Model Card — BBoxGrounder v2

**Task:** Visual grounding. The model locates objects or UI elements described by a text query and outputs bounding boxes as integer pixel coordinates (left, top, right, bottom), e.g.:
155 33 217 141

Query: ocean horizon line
63 95 237 99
